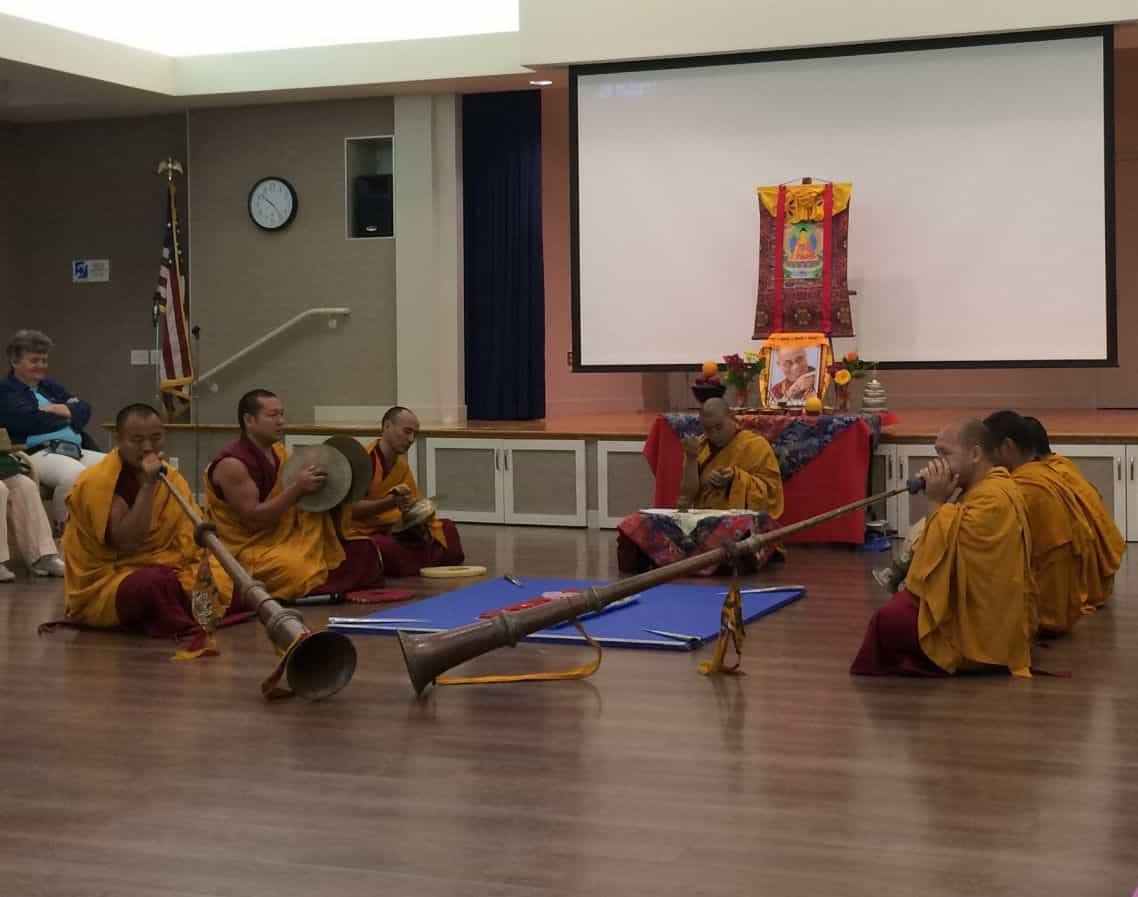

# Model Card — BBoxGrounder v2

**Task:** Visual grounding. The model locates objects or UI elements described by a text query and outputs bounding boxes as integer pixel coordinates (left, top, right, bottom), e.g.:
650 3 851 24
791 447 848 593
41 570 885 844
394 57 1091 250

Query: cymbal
281 443 353 513
392 497 438 534
323 435 372 503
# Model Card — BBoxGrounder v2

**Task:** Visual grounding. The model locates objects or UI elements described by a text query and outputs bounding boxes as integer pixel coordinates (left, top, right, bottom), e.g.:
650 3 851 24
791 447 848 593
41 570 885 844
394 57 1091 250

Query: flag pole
155 157 185 418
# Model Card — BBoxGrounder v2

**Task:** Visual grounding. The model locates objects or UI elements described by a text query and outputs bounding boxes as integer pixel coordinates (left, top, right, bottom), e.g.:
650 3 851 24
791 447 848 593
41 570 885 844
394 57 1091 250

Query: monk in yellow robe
1024 415 1124 614
617 398 784 573
983 410 1107 633
61 403 235 635
205 389 383 599
343 405 464 576
851 419 1036 677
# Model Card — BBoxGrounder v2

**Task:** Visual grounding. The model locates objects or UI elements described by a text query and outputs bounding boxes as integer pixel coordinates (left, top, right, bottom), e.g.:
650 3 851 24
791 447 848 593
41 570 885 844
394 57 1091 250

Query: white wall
520 0 1138 65
394 94 467 424
0 15 525 98
175 32 528 96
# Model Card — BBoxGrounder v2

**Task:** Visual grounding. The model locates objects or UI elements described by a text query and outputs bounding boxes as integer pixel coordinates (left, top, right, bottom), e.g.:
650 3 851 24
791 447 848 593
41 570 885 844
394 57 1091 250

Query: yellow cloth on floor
62 450 231 628
341 440 446 547
695 429 784 516
906 467 1035 676
1041 455 1124 612
205 442 344 600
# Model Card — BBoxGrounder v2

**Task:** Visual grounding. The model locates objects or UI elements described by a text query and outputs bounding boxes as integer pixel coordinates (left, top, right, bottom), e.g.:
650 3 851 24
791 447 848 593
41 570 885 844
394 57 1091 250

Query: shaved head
777 347 810 380
933 418 996 491
699 397 738 448
957 418 998 458
701 397 731 418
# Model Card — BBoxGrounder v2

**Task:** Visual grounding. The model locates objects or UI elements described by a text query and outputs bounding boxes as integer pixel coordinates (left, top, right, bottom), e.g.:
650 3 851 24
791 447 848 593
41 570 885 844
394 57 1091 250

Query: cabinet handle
1130 458 1134 482
887 456 893 480
505 449 511 471
494 448 500 471
1118 459 1123 481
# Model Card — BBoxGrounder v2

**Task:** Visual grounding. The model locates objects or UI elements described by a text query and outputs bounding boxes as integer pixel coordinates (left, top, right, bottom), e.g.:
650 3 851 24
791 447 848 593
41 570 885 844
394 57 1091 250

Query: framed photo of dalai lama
758 334 833 409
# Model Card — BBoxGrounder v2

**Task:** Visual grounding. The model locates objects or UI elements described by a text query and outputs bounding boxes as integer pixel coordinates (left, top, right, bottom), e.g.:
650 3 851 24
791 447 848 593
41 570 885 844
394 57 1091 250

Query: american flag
155 182 193 416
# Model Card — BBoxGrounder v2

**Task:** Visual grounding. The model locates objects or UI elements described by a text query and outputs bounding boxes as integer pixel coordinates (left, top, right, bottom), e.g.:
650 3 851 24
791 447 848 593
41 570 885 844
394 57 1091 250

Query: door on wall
461 90 546 420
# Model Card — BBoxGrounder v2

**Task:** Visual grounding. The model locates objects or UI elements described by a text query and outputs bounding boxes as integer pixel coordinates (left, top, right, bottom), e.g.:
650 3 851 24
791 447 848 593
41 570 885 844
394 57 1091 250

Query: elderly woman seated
0 329 107 525
0 436 64 580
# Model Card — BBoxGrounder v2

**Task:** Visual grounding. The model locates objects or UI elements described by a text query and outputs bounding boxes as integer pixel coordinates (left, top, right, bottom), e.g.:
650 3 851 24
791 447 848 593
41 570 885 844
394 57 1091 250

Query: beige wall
186 97 396 425
542 51 1138 412
2 114 187 424
0 124 11 309
521 0 1136 66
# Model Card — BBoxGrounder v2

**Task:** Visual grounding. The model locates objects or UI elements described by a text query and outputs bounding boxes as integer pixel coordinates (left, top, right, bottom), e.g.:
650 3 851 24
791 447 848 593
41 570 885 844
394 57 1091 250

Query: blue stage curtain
462 90 545 420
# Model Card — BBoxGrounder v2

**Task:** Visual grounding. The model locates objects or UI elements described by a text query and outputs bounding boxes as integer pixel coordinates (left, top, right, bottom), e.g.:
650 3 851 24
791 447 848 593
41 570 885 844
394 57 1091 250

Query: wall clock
248 176 298 231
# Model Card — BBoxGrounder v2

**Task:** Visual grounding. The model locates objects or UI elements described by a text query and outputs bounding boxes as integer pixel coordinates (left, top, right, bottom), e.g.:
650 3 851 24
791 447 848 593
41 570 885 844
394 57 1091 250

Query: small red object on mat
478 596 558 619
345 588 416 604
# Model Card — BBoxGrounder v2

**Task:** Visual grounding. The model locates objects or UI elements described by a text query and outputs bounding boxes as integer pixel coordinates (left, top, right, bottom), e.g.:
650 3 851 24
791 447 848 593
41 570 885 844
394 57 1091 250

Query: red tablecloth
643 415 877 544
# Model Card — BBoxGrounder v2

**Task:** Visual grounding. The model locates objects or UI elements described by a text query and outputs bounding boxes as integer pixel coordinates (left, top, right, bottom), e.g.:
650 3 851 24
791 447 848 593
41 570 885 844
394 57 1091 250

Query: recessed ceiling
0 0 519 57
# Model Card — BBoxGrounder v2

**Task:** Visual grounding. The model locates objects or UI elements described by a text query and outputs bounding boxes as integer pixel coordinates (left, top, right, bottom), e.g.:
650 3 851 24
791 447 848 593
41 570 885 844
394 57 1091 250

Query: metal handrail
195 307 351 386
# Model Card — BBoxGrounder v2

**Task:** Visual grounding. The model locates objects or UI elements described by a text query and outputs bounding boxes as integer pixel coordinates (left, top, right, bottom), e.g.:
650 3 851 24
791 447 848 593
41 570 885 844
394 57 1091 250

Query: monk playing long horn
205 389 383 599
617 397 783 574
851 418 1037 677
60 403 237 635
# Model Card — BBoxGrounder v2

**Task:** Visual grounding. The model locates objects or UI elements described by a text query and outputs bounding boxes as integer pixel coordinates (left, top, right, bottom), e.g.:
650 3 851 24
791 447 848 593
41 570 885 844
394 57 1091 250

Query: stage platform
107 408 1138 541
137 407 1138 443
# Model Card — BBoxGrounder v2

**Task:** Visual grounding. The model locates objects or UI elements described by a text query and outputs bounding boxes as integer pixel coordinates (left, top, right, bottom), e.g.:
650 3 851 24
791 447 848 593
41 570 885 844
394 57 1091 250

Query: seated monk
617 397 784 574
342 405 464 576
1023 415 1124 614
205 389 383 599
851 418 1036 677
984 410 1110 634
61 403 236 636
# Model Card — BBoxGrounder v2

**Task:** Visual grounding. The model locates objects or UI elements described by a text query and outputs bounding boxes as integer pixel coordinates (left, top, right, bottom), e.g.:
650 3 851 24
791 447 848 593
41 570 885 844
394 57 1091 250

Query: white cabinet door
425 438 588 527
596 440 653 529
503 439 587 527
1051 443 1126 536
895 443 938 532
1127 445 1138 542
869 444 900 534
425 437 504 524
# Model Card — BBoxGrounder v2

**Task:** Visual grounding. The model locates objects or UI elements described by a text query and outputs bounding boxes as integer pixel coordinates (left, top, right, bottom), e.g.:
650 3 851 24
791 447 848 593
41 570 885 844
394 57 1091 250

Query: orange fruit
701 360 719 378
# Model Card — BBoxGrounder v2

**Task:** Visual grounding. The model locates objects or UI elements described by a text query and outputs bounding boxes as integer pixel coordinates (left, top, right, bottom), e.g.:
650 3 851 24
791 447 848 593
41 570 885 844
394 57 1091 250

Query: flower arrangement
721 352 764 407
693 353 765 406
723 352 764 391
828 350 875 380
827 351 875 412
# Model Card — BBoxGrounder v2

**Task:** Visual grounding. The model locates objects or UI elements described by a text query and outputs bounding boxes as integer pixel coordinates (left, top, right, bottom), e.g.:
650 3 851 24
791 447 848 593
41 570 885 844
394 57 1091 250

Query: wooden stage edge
120 407 1138 443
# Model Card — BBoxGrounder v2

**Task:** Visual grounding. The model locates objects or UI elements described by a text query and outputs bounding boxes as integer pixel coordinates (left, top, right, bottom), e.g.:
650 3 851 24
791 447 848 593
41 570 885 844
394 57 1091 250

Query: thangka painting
753 181 854 338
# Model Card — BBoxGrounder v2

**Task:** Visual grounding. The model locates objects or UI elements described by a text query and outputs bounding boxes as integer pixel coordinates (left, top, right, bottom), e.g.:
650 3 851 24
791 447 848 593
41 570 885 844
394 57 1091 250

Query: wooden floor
2 527 1135 897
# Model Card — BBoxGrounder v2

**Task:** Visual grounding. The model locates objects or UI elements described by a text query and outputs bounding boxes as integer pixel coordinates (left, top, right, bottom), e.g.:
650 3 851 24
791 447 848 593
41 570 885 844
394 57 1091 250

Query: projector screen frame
569 26 1117 372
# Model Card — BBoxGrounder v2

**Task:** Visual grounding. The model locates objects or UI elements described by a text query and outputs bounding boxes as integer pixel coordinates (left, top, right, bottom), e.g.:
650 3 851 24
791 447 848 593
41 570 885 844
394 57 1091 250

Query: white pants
0 474 58 565
28 449 107 524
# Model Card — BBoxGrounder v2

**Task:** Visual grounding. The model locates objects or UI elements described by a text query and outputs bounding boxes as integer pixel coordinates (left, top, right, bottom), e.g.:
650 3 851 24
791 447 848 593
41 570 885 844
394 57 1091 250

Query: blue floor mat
328 577 805 651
